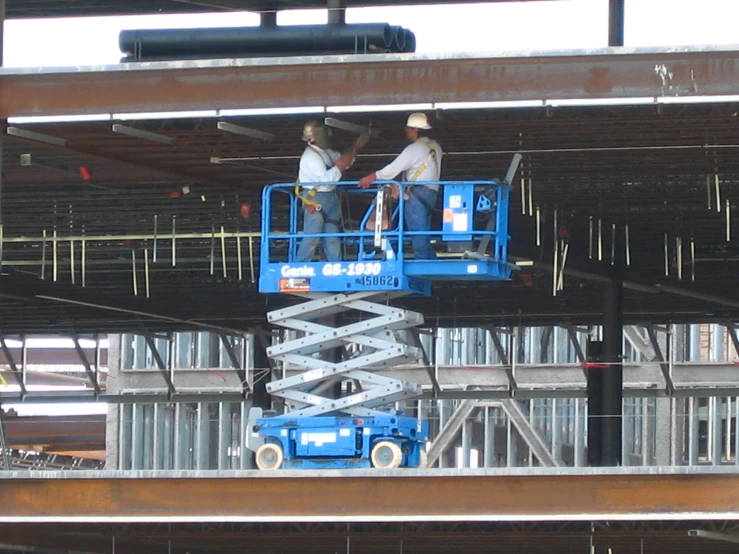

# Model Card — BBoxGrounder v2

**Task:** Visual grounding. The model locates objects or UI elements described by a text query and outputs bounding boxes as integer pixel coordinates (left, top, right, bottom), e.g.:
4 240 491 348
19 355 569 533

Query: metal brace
646 325 675 395
143 332 176 397
0 338 26 397
220 333 249 396
70 335 102 396
488 326 517 392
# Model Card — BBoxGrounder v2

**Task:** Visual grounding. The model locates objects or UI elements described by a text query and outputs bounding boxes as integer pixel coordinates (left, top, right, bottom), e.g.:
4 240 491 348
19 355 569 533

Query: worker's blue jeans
405 186 438 259
295 191 342 262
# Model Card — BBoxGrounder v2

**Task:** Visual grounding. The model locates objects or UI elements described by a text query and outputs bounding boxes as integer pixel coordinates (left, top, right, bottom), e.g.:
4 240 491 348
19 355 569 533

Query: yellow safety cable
0 372 7 387
294 185 322 211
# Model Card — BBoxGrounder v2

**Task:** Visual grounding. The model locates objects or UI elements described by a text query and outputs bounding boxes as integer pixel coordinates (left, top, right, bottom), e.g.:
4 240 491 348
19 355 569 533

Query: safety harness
404 137 440 212
294 145 342 226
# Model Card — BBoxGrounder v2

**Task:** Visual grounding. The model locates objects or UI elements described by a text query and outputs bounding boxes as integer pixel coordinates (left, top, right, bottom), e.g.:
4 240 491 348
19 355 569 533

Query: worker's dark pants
405 186 437 259
295 190 342 262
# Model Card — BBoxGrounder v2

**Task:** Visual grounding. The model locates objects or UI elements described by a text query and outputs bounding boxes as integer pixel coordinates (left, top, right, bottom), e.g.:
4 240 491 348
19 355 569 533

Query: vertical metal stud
715 174 721 212
249 235 256 283
52 228 58 282
520 176 526 214
588 216 593 259
707 175 712 210
81 226 86 288
676 237 682 280
20 335 27 393
144 247 151 298
220 225 228 277
131 249 138 296
625 224 631 266
664 233 669 276
597 218 603 261
70 238 75 285
527 178 533 216
726 199 731 242
236 235 243 281
552 209 558 296
153 214 159 263
171 215 177 267
94 333 101 389
210 225 216 275
535 206 541 246
690 238 696 281
610 223 616 265
40 229 47 279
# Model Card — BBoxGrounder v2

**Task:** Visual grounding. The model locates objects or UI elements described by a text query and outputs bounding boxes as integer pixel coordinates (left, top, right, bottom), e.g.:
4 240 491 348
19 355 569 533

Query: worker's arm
327 147 357 173
359 143 417 188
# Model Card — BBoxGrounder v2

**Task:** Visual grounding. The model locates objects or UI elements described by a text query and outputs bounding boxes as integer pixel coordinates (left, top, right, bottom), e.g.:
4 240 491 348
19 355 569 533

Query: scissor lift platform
249 154 521 470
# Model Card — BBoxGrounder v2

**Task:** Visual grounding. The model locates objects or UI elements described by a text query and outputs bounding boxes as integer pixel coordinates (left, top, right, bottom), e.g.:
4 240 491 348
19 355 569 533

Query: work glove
334 152 356 172
358 173 377 189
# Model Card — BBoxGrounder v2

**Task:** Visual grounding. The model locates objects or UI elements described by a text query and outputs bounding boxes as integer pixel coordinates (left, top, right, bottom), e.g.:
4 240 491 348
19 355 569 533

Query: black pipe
119 48 394 63
404 29 416 53
393 26 406 51
119 24 413 60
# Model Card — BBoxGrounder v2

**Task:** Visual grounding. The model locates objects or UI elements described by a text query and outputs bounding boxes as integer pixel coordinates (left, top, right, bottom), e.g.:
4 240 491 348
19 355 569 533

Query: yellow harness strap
409 138 439 182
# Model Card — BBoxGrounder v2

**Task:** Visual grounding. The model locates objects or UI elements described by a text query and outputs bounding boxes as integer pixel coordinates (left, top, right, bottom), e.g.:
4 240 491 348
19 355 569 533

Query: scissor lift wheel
256 443 284 470
417 449 428 469
371 441 403 469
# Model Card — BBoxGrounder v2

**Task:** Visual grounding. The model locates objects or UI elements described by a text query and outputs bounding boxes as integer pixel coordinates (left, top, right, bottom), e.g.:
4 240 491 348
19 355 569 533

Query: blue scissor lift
247 154 522 470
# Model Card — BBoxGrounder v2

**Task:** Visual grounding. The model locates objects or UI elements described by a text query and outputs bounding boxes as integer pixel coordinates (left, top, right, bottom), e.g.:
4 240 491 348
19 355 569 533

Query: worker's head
302 120 331 149
405 112 432 142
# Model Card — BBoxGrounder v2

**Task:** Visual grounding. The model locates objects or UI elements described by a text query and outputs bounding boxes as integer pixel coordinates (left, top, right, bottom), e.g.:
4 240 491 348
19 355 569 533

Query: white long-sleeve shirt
298 145 342 191
375 138 443 191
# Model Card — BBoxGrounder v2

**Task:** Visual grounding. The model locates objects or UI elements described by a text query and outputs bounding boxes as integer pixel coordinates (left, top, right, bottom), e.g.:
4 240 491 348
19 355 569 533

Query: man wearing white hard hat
359 112 442 259
295 120 368 262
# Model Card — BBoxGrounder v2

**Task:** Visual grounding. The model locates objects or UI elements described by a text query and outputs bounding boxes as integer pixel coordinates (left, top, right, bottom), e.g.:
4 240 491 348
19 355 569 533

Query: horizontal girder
1 467 739 522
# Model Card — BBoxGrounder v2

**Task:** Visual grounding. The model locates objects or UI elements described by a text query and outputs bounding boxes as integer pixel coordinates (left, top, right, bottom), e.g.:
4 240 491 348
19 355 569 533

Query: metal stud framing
96 323 739 470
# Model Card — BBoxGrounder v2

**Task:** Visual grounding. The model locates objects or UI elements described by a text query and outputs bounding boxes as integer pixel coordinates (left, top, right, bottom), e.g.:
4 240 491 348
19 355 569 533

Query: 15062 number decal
354 275 397 287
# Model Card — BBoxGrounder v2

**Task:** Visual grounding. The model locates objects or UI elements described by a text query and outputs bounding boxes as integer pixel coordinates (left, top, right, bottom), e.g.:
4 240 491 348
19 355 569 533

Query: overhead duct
119 24 416 62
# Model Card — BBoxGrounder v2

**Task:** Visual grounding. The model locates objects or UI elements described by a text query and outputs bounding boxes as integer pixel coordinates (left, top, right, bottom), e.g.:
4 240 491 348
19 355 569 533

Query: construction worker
358 113 442 259
295 120 368 262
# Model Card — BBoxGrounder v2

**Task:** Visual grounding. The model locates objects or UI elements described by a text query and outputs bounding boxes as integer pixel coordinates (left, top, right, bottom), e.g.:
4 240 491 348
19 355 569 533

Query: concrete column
104 335 122 469
654 397 673 466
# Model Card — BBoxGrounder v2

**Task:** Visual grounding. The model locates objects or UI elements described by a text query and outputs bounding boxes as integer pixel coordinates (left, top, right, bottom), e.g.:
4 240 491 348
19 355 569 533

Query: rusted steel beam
0 469 738 522
0 46 737 117
2 414 105 447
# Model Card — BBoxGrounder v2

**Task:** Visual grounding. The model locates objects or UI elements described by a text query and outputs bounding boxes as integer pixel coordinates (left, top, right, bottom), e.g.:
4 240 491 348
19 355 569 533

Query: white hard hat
406 112 432 130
